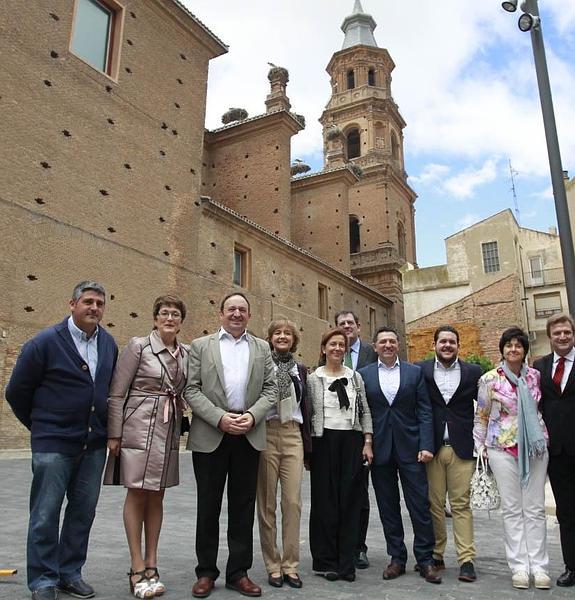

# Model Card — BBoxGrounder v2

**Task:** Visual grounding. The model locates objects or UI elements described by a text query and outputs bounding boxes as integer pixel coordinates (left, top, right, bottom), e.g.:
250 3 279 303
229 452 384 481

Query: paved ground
0 451 571 600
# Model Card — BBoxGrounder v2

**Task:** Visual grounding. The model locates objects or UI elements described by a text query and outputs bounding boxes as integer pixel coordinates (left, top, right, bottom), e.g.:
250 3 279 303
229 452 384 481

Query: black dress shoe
339 572 356 582
324 572 338 581
458 561 477 582
283 574 303 588
557 568 575 587
32 588 59 600
354 551 370 569
57 579 95 598
268 574 283 588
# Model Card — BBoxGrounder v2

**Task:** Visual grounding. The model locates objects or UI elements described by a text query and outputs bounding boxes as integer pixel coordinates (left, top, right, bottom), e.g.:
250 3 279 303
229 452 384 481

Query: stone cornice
205 110 303 146
326 45 395 75
290 166 359 190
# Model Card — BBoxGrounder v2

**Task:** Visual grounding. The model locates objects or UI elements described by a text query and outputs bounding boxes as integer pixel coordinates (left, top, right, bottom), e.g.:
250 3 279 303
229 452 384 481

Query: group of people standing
5 280 575 600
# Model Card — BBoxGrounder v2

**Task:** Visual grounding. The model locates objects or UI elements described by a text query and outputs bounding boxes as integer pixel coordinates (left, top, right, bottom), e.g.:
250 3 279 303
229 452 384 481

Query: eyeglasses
157 310 182 319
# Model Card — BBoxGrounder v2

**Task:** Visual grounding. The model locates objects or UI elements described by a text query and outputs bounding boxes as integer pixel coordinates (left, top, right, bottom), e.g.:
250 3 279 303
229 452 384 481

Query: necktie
553 356 566 392
344 350 353 369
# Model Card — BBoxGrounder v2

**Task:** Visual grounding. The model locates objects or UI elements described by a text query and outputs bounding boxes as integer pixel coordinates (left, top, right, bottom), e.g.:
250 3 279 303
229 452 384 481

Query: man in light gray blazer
185 292 277 599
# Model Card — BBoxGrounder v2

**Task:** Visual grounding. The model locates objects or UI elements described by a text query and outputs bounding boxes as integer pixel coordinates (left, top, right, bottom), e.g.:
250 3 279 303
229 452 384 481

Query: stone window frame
232 243 251 289
481 241 501 274
318 283 329 321
69 0 124 80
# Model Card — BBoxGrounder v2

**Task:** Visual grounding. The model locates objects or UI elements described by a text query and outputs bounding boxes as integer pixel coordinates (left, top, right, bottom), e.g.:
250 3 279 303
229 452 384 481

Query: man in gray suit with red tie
185 292 277 598
359 326 441 584
534 313 575 587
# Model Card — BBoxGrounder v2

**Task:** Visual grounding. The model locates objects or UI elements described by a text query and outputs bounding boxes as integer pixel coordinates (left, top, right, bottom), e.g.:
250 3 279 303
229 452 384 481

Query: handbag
470 447 500 511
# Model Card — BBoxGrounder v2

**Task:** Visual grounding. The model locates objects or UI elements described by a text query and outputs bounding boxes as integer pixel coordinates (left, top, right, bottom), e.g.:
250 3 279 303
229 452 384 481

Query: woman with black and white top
256 318 311 589
307 327 373 582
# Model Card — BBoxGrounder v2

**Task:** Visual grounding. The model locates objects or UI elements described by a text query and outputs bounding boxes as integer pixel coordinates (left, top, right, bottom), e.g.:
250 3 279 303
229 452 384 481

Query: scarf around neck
500 361 546 487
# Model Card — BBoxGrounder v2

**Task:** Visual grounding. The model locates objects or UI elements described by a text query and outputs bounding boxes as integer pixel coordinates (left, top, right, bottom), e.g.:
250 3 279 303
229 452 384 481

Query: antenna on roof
508 158 520 224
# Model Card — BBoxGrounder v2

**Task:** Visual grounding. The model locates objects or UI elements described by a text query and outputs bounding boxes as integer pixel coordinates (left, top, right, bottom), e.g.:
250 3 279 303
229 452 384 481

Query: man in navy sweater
6 281 118 600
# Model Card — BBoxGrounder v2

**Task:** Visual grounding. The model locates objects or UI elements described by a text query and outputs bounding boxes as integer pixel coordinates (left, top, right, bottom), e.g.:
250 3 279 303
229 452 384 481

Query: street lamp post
503 0 575 314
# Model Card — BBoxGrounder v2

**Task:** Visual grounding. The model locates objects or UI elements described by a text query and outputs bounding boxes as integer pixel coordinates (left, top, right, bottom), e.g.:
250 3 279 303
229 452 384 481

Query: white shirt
434 358 461 441
552 347 575 392
433 358 461 403
349 338 361 371
378 357 400 405
218 327 250 412
316 366 355 430
67 316 99 379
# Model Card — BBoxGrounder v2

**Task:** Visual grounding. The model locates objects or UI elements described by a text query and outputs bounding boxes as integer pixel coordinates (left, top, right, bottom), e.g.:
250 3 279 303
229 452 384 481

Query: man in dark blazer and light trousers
359 326 441 584
416 326 482 583
534 312 575 587
335 310 378 569
185 292 277 599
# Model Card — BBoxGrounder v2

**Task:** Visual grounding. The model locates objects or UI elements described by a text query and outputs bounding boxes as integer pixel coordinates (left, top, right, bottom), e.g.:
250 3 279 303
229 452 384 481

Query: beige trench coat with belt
104 330 189 490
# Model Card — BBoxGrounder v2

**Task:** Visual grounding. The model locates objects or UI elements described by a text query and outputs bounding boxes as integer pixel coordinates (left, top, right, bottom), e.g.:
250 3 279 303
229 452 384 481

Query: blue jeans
27 449 106 590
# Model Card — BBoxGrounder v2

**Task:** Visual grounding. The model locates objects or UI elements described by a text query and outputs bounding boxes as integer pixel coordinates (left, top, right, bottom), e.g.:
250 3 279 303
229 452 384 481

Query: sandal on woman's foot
128 569 154 599
145 567 166 596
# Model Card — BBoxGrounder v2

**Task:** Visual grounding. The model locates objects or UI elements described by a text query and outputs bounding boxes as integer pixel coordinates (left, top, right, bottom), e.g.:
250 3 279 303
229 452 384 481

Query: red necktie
553 356 566 392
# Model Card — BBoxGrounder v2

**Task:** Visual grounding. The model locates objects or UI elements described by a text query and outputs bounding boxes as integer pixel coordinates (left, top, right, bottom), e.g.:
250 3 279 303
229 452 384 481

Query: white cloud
456 213 481 229
409 163 450 185
530 185 554 200
443 159 499 199
183 0 575 182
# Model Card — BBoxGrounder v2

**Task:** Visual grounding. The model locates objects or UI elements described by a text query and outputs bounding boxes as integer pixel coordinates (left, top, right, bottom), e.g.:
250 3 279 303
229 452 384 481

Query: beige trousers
426 445 476 564
256 420 304 575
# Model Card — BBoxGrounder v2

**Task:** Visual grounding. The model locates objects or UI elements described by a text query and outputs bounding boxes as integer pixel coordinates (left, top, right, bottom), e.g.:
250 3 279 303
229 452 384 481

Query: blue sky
185 0 575 267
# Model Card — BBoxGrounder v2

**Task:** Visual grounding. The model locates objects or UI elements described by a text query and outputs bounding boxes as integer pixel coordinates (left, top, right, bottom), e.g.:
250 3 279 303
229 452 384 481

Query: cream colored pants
426 445 476 564
256 420 304 575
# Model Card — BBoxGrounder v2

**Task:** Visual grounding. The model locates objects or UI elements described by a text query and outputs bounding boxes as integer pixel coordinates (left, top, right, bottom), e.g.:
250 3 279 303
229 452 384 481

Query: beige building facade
0 0 410 448
405 210 566 362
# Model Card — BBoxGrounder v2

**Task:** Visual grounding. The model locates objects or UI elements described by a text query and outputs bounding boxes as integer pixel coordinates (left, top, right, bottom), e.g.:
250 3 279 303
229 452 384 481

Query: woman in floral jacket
473 327 549 590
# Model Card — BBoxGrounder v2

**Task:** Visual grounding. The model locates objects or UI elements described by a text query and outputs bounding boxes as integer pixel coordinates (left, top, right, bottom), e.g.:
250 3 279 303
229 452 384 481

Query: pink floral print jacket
473 365 548 451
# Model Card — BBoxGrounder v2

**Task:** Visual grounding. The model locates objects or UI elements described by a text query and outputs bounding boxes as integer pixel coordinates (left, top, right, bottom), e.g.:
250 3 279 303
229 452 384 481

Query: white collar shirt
218 327 250 412
67 316 99 379
378 357 400 405
434 357 460 441
552 347 575 392
433 358 461 403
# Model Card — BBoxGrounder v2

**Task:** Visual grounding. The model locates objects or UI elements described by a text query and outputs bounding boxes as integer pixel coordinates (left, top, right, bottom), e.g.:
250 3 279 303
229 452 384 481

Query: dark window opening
368 68 376 86
347 129 360 159
350 217 360 254
347 69 355 90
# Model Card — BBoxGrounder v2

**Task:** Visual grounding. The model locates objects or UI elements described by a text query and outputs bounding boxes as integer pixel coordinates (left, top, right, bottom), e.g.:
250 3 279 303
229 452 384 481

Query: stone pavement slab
0 453 570 599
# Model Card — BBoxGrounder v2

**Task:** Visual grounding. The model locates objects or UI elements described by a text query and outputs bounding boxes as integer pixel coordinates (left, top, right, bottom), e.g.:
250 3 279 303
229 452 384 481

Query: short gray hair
72 281 106 301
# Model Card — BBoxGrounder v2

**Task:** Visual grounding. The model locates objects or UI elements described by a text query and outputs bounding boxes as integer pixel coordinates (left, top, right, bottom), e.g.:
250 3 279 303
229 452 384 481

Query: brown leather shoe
382 563 406 580
419 564 442 584
225 576 262 597
192 577 215 598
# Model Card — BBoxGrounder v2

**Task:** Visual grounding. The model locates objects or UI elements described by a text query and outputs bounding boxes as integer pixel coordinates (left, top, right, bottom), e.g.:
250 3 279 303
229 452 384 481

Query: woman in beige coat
105 295 188 598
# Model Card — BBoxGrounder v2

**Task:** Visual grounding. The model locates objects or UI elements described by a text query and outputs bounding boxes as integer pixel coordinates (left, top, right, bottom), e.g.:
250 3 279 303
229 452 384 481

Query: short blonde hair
266 317 299 352
546 312 575 337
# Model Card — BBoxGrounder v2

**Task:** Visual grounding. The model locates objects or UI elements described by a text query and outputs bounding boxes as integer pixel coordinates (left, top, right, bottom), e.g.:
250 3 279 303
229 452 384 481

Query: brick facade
407 275 524 364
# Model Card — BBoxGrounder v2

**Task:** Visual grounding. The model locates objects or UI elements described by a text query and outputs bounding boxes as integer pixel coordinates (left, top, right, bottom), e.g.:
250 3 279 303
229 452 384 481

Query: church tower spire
318 0 418 333
341 0 378 49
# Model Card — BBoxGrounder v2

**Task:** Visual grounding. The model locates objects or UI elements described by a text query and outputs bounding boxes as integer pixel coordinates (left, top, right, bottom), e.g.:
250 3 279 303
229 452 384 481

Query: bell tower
319 0 417 333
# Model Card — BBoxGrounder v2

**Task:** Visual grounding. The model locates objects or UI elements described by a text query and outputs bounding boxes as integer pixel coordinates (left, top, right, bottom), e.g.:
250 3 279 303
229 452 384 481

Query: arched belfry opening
347 69 355 89
398 221 406 259
347 129 360 159
350 216 361 254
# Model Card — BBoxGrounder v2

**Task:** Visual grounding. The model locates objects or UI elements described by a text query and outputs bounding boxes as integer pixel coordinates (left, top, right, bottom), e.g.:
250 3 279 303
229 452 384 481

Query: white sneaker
533 571 552 589
512 570 530 589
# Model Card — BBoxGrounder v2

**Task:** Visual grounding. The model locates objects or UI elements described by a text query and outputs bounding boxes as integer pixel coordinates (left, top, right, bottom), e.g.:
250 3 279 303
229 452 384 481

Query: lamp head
518 13 541 32
502 0 517 12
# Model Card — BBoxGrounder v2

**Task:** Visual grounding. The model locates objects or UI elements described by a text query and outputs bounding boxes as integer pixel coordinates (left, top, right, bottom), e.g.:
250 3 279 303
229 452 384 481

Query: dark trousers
548 452 575 569
192 434 260 582
356 468 370 553
371 456 435 566
309 429 364 576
